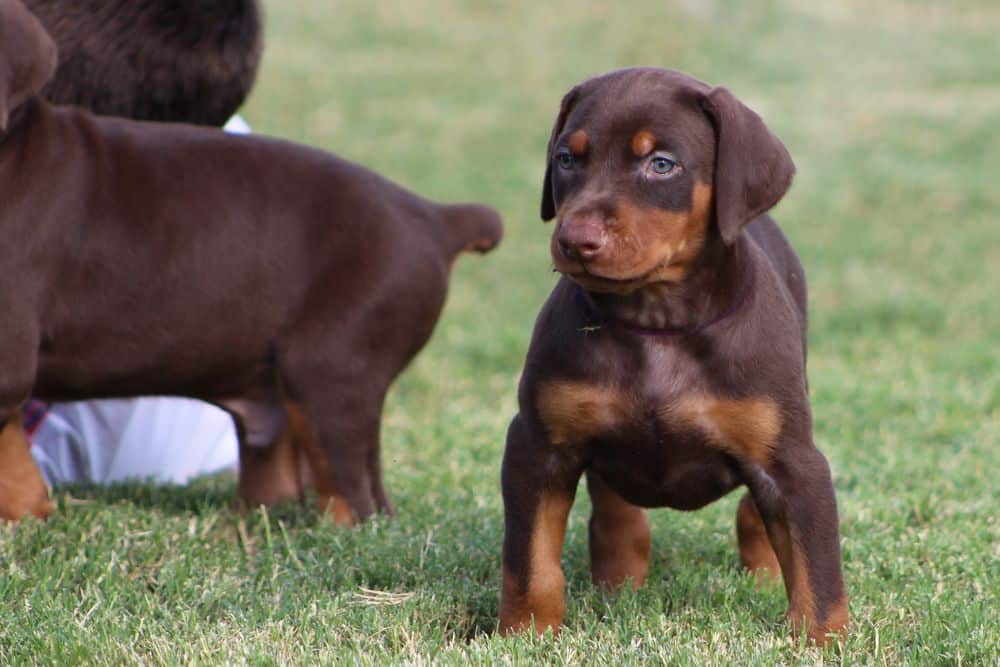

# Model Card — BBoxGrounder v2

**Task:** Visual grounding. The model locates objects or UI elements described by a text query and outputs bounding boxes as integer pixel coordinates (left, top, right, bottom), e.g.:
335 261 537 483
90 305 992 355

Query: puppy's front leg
746 439 849 645
499 414 582 635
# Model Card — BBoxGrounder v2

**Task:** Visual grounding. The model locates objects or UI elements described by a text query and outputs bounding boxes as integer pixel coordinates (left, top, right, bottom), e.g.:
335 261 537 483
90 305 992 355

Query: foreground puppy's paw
789 606 849 647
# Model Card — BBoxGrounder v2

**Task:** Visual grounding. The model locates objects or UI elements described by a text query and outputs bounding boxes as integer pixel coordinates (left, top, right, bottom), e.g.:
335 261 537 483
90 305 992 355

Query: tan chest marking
536 381 634 445
536 382 781 464
663 395 782 465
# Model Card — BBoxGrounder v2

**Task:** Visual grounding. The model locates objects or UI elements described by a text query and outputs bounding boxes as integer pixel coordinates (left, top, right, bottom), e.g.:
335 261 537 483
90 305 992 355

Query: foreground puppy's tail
437 203 504 258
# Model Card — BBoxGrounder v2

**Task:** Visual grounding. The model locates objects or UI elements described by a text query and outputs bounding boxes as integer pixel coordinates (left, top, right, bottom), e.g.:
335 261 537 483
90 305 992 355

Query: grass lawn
2 0 997 663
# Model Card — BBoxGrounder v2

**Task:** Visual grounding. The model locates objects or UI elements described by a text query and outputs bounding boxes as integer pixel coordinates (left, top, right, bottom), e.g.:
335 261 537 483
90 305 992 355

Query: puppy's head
541 68 794 293
0 0 57 133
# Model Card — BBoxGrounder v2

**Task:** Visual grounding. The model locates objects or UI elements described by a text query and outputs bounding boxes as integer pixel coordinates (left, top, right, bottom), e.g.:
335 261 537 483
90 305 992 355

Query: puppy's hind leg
735 491 782 585
0 412 51 521
0 334 49 521
278 354 387 526
226 397 314 509
586 470 650 591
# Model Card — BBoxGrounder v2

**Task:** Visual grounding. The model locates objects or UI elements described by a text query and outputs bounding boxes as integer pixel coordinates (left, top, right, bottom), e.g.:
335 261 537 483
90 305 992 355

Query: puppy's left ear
701 86 795 244
0 0 58 133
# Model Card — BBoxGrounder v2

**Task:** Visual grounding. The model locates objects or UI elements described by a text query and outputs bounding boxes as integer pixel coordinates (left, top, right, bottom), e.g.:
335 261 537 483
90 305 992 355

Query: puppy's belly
35 350 272 403
589 433 740 510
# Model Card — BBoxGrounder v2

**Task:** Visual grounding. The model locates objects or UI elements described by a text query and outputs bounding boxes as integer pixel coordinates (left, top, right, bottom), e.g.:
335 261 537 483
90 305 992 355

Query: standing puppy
0 0 502 525
499 68 847 645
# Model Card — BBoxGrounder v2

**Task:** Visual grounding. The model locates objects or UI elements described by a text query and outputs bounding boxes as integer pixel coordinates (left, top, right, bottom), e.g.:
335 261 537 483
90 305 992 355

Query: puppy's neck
584 238 751 334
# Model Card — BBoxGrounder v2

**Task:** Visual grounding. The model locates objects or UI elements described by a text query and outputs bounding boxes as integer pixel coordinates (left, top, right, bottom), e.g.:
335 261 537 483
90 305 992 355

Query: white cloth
29 113 252 486
222 114 252 135
30 398 238 486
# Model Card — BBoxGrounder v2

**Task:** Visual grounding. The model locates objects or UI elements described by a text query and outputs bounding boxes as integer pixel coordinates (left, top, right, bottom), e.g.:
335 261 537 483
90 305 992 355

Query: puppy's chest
534 355 781 466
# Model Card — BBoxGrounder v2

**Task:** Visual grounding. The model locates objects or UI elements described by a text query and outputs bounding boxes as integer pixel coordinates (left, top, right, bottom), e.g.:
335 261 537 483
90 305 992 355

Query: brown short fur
500 67 847 645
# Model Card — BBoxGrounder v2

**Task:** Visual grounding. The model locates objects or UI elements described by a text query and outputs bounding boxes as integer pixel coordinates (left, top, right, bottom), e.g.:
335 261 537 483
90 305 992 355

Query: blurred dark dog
25 0 262 125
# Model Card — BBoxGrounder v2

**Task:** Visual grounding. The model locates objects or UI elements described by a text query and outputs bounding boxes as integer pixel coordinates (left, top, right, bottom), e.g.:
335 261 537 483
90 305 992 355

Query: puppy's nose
557 219 606 262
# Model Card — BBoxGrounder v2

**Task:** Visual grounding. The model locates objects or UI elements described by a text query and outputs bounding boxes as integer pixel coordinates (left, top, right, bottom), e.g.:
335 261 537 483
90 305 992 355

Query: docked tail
438 202 504 259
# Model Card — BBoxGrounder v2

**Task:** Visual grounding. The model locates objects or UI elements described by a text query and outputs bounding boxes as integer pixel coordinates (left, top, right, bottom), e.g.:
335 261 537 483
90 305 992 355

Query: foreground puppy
25 0 262 125
499 68 847 644
0 0 502 524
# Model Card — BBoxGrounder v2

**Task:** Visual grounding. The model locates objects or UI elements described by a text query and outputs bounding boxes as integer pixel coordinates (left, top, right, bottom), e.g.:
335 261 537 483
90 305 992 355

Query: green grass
3 0 998 663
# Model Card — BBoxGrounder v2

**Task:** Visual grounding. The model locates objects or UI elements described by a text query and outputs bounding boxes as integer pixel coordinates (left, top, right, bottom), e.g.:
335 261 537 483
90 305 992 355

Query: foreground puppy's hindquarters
499 68 848 644
0 0 502 524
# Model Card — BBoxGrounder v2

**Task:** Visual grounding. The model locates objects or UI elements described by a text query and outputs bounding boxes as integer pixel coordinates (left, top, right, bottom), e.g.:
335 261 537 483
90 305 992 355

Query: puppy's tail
437 203 504 259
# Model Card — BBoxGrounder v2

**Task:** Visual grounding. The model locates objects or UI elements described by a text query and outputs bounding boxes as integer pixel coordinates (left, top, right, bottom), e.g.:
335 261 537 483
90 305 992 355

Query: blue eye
650 156 677 175
555 150 575 170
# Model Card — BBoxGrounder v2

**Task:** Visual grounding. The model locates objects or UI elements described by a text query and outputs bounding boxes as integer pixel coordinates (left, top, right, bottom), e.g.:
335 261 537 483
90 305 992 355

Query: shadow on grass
57 477 232 514
57 475 321 524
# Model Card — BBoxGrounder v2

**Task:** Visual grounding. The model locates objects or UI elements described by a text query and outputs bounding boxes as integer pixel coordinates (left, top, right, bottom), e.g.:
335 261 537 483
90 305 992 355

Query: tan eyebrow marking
631 129 656 157
568 130 588 155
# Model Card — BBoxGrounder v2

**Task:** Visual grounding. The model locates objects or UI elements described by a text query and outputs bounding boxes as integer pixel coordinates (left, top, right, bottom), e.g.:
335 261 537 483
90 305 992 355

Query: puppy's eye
649 156 677 175
555 150 576 170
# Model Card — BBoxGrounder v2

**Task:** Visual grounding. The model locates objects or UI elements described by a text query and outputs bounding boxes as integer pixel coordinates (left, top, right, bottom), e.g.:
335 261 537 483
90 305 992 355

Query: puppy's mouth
555 261 664 295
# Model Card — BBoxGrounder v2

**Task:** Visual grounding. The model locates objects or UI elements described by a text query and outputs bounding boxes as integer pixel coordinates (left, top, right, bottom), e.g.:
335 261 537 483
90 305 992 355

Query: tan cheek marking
0 414 52 521
500 492 573 634
645 180 713 281
664 394 782 465
567 129 588 155
536 381 633 445
691 179 713 222
631 129 656 157
598 181 713 285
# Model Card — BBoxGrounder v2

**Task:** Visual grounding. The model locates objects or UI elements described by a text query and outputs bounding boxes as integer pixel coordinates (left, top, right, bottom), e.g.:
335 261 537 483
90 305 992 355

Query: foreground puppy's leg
499 415 581 635
0 414 51 521
735 491 781 585
749 445 848 645
586 470 650 590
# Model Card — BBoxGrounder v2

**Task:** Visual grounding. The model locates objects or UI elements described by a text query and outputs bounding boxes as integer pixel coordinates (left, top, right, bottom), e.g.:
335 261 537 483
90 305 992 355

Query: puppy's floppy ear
540 85 580 222
701 86 795 244
0 0 58 133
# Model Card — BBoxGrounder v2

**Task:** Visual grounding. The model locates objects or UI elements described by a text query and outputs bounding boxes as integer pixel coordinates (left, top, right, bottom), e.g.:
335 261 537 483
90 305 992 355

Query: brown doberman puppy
0 0 502 524
499 68 847 645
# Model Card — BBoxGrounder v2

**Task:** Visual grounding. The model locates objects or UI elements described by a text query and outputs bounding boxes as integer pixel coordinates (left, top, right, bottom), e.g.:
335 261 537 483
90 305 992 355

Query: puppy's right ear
540 86 580 222
0 0 58 133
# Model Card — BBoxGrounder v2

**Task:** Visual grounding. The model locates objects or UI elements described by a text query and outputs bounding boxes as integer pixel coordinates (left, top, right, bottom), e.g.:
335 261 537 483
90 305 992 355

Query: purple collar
574 280 752 337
